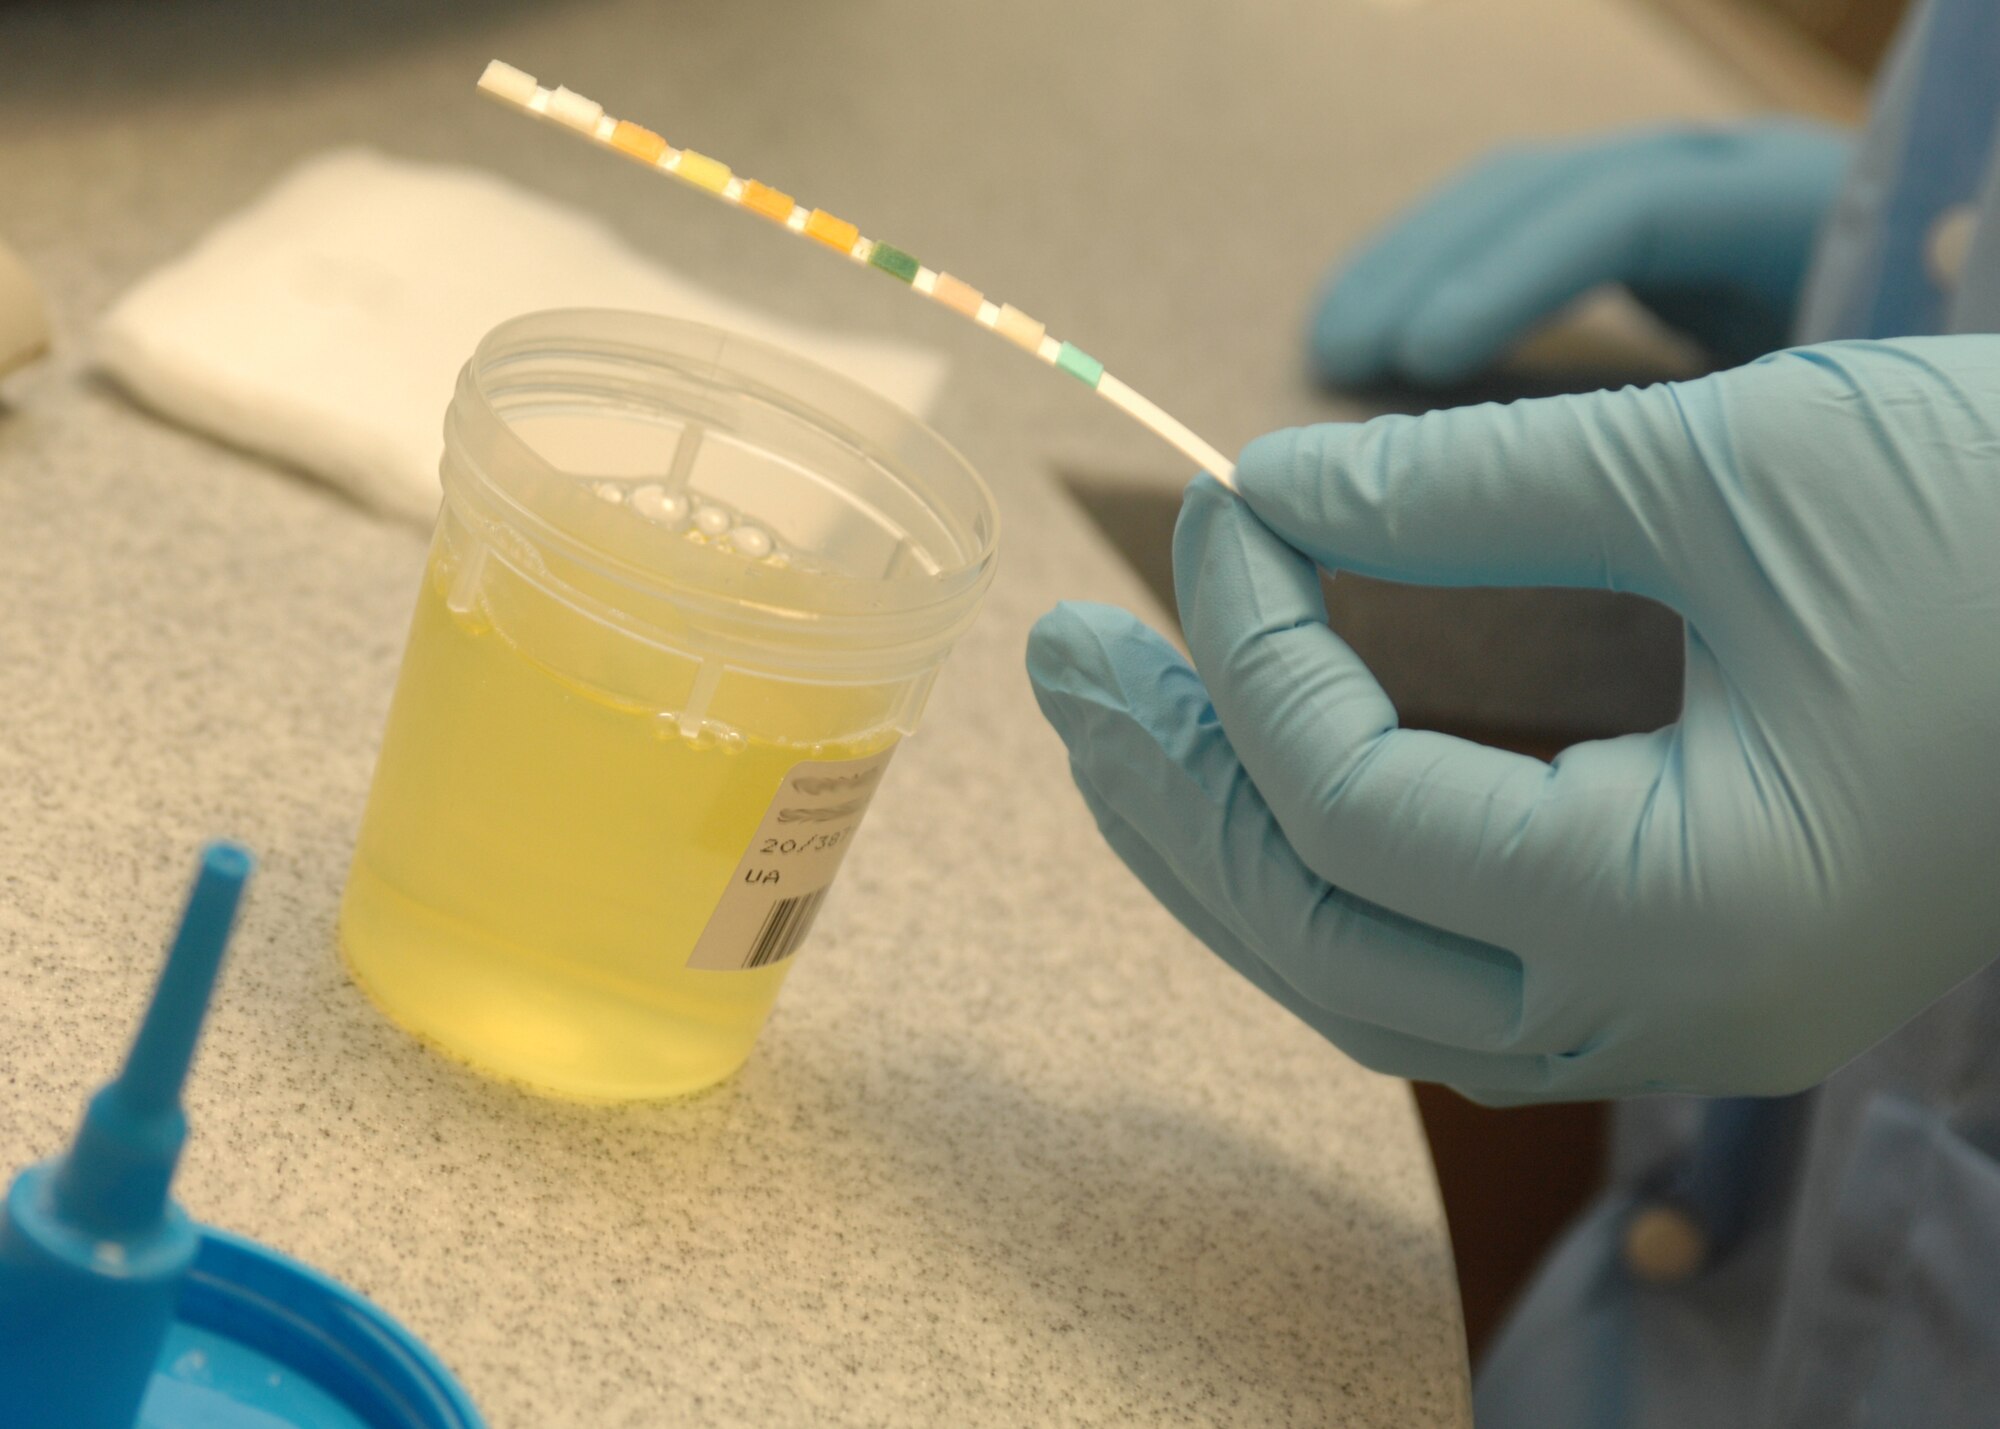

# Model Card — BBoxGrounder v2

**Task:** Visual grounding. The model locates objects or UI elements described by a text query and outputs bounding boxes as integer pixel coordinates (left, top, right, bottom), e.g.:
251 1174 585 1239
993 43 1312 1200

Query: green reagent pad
1055 342 1104 387
868 243 920 283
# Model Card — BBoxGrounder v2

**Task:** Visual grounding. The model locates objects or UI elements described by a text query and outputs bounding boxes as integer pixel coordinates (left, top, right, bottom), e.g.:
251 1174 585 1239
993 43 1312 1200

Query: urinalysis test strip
476 60 1238 489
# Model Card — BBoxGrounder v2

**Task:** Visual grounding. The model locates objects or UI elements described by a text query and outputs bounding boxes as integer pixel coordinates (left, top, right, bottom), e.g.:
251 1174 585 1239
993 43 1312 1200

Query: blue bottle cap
142 1228 482 1429
0 843 485 1428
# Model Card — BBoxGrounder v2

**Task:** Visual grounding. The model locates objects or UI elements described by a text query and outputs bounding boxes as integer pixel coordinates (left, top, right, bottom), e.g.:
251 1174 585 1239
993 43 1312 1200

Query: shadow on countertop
0 0 552 117
734 1039 1471 1420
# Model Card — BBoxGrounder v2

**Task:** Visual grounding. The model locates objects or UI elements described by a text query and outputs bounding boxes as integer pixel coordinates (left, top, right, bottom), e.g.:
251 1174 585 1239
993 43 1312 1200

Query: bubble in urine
446 603 493 638
653 712 747 752
728 525 773 559
632 485 689 525
693 505 732 538
592 481 626 504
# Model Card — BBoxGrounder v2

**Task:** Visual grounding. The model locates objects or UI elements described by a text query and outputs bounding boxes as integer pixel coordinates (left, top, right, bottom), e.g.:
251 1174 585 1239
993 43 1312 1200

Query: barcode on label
742 888 829 970
684 744 895 973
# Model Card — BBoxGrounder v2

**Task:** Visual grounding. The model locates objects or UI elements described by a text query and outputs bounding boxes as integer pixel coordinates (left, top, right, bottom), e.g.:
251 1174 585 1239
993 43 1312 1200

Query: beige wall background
1758 0 1913 70
1647 0 1913 117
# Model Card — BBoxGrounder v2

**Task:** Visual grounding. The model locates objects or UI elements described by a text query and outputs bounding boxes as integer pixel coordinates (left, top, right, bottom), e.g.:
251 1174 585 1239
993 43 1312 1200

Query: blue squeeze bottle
0 843 252 1427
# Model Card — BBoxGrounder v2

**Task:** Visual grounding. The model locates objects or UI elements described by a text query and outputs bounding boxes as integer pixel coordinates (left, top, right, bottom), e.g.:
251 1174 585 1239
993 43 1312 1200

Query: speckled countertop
0 1 1748 1423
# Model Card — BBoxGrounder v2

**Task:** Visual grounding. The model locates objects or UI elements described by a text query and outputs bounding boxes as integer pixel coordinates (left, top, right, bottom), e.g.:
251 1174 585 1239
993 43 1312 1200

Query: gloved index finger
1234 382 1697 605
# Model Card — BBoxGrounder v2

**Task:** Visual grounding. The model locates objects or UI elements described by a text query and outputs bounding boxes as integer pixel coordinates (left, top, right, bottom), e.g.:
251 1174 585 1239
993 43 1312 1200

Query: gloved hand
1028 336 2000 1102
1312 122 1851 387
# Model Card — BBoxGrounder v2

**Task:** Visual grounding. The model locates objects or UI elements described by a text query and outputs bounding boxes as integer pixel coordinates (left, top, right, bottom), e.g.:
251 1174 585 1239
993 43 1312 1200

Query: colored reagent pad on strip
476 59 1237 488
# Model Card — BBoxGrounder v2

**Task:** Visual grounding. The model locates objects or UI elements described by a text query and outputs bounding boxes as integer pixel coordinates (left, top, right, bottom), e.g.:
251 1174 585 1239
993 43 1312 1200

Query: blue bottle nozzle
50 842 253 1238
0 842 253 1429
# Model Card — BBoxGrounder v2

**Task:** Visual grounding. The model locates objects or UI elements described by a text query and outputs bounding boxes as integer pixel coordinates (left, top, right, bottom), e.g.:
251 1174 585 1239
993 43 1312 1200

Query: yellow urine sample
340 551 895 1101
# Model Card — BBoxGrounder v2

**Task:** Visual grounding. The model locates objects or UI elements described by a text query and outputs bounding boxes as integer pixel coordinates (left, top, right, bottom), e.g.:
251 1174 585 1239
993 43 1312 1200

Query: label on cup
685 744 898 971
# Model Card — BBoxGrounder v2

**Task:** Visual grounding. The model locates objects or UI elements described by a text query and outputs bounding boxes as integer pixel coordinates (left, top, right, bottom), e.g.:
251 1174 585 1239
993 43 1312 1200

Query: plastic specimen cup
339 311 998 1100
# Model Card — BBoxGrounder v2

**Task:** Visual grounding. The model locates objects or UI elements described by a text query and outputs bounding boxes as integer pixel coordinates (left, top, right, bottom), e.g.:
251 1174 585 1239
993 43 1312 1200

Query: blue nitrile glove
1028 336 2000 1103
1312 122 1852 387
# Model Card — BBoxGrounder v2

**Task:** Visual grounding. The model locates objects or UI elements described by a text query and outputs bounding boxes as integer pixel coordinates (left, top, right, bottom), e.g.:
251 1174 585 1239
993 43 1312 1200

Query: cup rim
445 309 998 625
